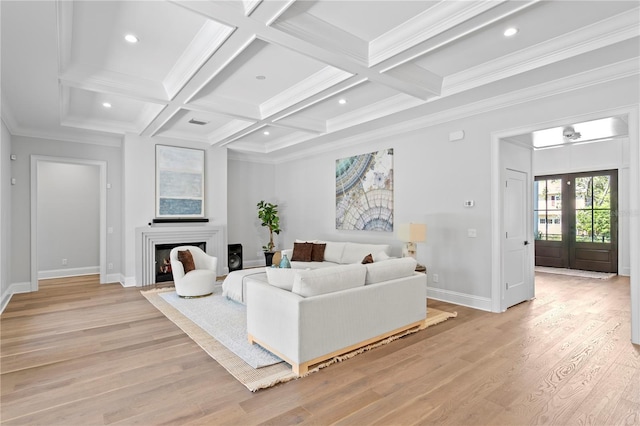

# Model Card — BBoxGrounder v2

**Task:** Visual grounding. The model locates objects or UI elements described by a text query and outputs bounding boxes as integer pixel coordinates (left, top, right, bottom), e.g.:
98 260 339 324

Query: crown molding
163 21 235 99
271 7 369 67
260 66 353 118
55 0 73 74
443 8 640 96
327 94 422 133
369 1 503 66
206 118 256 144
189 95 262 121
267 59 639 164
10 126 122 147
272 115 326 134
383 63 442 98
264 130 316 153
0 98 19 135
60 65 169 104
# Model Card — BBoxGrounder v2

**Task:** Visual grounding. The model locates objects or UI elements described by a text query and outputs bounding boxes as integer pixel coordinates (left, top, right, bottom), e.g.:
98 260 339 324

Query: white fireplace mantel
135 224 224 287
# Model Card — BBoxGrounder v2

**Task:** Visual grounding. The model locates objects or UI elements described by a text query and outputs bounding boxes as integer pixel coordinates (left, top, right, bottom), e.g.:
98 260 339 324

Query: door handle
524 241 529 246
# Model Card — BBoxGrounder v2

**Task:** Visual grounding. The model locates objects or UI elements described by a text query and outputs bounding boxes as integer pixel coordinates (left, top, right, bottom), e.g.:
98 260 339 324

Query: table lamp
397 223 426 269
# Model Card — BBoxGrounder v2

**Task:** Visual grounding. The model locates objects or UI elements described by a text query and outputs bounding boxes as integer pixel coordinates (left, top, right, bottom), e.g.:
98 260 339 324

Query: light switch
468 228 477 238
11 178 16 185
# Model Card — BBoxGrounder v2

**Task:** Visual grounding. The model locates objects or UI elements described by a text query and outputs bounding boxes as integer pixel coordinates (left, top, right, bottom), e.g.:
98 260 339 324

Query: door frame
492 138 534 312
534 170 619 273
491 105 639 344
30 155 107 291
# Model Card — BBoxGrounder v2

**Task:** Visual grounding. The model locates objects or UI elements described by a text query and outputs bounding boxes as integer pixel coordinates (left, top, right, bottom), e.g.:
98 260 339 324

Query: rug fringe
141 288 457 391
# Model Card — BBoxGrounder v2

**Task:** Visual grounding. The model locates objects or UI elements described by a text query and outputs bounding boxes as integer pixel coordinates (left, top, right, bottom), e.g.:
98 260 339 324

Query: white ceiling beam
375 0 540 74
171 0 441 100
141 27 257 137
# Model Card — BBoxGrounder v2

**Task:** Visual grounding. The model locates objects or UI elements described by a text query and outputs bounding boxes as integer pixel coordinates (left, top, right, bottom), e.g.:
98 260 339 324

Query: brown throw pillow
311 243 326 262
362 253 374 264
291 242 313 262
178 250 196 273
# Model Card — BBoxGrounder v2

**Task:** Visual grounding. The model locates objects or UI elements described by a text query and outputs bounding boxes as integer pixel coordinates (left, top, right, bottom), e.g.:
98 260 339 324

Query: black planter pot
264 251 275 266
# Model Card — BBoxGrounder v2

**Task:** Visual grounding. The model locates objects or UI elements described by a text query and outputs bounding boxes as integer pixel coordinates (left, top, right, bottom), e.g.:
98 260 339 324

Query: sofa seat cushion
292 264 366 297
365 257 417 285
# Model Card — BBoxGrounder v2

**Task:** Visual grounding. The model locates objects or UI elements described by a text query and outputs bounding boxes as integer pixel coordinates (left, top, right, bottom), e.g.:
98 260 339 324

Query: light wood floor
1 273 638 425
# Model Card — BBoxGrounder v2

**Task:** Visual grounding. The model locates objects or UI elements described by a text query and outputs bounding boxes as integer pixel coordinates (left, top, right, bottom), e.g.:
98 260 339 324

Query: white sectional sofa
222 240 392 303
245 256 427 375
281 240 392 269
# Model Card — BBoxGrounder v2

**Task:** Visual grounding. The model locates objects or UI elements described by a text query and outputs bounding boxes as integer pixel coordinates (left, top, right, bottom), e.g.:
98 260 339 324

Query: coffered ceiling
2 1 639 161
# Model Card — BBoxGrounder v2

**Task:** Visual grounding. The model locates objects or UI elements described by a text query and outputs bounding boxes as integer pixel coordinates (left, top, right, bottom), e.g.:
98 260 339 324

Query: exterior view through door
534 170 618 273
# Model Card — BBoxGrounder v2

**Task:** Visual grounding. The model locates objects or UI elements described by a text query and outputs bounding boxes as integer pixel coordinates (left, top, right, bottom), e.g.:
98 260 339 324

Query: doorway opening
30 156 107 292
534 170 618 273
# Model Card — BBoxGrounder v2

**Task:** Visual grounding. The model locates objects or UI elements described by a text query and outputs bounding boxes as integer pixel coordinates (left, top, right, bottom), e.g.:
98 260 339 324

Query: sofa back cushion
292 264 366 297
322 242 346 263
365 257 417 285
340 242 391 264
265 267 298 291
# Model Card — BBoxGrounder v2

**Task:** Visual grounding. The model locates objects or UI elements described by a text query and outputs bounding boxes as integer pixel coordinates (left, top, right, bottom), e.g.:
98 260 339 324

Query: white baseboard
427 286 492 312
619 266 631 276
121 275 137 288
38 266 99 280
1 282 32 314
105 273 122 284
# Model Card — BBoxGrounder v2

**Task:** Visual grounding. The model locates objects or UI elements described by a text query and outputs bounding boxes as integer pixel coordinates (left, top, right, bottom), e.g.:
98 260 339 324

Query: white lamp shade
397 223 426 243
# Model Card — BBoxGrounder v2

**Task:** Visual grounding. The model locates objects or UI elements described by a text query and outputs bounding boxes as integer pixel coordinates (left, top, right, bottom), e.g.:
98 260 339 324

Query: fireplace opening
155 242 206 283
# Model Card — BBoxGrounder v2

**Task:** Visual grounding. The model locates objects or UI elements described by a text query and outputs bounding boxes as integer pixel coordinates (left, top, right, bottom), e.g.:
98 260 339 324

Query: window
534 179 562 241
574 175 611 243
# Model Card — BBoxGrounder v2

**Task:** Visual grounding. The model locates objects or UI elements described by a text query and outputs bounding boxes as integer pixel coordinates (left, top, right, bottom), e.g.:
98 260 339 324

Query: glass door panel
535 170 617 273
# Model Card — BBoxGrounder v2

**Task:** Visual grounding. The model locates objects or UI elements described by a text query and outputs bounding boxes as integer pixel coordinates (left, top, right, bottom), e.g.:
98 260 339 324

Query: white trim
426 287 492 312
38 266 99 280
628 105 639 344
1 282 31 314
122 275 137 288
491 105 639 344
30 156 108 293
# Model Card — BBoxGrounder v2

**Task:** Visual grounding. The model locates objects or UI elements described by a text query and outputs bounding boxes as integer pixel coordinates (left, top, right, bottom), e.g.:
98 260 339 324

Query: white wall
227 76 639 310
1 120 13 309
9 136 122 285
534 138 631 275
122 134 228 285
36 161 100 277
227 159 276 267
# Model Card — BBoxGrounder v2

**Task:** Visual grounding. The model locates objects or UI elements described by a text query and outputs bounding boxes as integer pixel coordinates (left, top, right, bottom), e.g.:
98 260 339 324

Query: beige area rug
535 266 616 280
141 286 457 392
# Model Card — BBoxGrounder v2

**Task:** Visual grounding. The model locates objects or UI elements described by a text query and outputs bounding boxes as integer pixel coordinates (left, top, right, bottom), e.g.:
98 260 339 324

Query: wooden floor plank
1 273 637 425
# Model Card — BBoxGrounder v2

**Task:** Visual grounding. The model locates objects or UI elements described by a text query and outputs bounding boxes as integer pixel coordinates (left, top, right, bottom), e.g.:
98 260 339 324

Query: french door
534 170 618 273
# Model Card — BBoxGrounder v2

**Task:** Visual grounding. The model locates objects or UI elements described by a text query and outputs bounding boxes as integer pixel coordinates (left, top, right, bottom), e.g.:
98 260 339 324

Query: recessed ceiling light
263 131 270 135
256 75 266 80
102 102 112 108
503 27 518 37
338 99 347 105
124 34 139 43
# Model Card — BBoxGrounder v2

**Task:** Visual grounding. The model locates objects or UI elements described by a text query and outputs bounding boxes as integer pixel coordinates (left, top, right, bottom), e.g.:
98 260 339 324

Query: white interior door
503 168 533 309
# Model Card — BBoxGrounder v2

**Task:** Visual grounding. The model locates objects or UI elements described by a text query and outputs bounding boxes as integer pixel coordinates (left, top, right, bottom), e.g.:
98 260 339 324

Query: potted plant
257 200 281 265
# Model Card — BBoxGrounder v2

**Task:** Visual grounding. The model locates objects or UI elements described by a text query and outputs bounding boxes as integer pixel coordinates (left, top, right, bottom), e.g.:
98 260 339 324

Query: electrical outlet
108 263 113 270
62 258 68 265
433 273 439 283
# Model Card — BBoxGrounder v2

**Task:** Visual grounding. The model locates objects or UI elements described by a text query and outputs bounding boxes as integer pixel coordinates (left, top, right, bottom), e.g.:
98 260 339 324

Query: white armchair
169 246 218 297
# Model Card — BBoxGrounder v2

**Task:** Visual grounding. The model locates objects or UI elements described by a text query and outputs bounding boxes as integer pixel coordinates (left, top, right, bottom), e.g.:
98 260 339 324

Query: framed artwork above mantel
155 145 205 219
